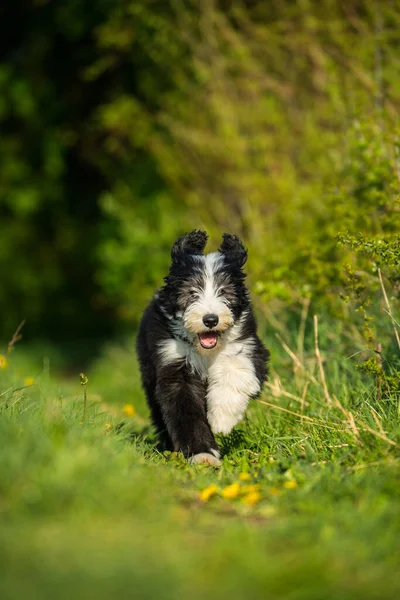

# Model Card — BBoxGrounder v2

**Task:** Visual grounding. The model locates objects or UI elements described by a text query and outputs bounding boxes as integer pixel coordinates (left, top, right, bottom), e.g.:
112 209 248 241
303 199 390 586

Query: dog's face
158 230 250 352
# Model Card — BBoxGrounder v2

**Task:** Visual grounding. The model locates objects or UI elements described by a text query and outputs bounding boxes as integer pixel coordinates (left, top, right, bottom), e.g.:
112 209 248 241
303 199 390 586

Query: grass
0 318 399 600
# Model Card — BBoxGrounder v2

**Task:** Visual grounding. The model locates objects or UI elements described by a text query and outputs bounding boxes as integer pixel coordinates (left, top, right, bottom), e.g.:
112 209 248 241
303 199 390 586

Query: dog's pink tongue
199 332 218 349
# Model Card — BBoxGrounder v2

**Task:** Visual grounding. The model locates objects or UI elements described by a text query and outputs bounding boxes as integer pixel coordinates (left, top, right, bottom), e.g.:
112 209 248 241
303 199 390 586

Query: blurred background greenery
1 0 399 364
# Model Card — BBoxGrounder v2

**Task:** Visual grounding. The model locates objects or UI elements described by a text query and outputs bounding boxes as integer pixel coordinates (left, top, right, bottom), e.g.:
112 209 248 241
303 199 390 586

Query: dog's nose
203 314 219 329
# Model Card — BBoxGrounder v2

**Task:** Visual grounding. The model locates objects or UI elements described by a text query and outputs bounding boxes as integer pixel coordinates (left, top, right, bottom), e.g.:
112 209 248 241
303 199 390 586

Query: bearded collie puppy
137 230 269 466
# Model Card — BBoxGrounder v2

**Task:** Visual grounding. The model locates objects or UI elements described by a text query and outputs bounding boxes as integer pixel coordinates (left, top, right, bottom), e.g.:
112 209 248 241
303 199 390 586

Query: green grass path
0 341 399 599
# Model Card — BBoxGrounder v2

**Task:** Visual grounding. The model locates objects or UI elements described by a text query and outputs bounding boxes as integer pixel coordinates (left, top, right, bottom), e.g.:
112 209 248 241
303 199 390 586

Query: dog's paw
208 410 240 435
188 451 221 467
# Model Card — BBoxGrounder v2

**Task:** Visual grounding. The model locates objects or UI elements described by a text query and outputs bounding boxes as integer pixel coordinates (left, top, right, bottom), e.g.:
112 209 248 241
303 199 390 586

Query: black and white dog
137 230 269 466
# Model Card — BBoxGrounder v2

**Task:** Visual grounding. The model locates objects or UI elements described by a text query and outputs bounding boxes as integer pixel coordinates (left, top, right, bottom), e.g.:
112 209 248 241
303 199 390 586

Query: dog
137 230 269 466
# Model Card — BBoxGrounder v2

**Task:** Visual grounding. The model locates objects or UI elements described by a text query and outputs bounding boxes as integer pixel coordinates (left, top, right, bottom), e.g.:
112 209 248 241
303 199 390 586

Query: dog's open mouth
198 332 218 349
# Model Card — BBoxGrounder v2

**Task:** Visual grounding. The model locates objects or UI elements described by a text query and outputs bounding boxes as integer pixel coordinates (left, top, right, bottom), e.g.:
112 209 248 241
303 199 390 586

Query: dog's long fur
137 230 269 466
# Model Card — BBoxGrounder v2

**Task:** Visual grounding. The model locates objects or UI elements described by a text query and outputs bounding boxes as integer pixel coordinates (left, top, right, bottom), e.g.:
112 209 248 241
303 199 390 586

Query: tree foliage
0 0 399 353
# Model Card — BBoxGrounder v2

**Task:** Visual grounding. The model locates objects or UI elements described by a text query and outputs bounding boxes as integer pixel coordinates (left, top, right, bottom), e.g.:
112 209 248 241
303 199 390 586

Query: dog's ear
219 233 248 267
171 230 208 262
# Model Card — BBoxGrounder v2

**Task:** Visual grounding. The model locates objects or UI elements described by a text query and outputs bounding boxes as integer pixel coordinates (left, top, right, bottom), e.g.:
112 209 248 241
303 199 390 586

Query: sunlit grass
0 323 399 600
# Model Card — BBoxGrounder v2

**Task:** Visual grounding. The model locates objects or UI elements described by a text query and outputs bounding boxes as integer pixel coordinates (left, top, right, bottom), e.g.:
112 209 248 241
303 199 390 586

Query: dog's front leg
156 364 221 466
207 348 261 435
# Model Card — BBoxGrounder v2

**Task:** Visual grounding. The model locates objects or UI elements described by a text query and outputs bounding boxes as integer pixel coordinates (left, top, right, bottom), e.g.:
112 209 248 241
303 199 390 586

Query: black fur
137 231 269 462
171 229 208 262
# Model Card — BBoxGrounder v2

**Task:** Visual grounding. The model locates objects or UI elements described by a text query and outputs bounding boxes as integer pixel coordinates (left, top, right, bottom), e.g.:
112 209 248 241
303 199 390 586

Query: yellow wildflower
253 472 259 478
238 472 251 481
24 377 35 386
105 423 112 432
242 491 261 506
199 484 218 502
241 484 260 494
122 404 136 417
0 355 8 369
284 480 298 490
269 487 280 496
221 483 241 499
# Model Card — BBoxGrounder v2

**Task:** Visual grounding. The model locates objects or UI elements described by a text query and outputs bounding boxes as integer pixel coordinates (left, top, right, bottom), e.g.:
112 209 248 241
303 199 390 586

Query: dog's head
158 230 250 352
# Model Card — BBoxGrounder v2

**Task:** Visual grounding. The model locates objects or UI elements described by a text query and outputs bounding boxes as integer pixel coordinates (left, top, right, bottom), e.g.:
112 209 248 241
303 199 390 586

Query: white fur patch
206 322 260 434
209 448 221 459
157 337 186 365
183 252 233 335
158 337 211 380
188 452 221 467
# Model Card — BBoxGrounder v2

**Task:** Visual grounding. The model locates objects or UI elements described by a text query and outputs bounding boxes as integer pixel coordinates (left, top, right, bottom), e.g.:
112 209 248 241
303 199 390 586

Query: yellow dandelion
253 472 259 477
105 423 112 432
269 487 280 496
284 480 298 490
241 484 260 494
24 377 35 386
199 484 218 502
239 472 251 481
0 355 8 369
122 404 136 417
242 491 261 506
221 483 241 499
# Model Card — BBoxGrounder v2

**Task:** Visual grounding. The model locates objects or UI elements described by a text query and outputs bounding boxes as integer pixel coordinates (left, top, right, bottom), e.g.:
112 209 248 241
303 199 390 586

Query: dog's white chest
157 337 210 380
